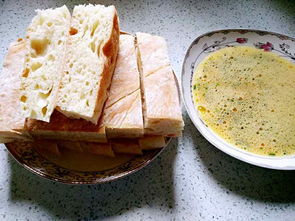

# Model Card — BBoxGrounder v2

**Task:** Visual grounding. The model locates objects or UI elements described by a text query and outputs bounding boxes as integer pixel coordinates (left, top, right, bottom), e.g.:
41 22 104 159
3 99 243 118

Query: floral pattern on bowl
182 29 295 170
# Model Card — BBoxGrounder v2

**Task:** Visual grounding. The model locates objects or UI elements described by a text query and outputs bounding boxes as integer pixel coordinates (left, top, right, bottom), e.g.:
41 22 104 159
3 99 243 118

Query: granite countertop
1 0 295 220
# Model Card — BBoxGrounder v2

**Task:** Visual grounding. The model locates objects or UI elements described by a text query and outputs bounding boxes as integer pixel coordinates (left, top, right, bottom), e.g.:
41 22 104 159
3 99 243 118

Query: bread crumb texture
20 5 71 122
57 4 118 124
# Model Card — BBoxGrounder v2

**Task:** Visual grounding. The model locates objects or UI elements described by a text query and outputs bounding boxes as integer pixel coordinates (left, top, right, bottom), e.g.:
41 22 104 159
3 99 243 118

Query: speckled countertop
0 0 295 220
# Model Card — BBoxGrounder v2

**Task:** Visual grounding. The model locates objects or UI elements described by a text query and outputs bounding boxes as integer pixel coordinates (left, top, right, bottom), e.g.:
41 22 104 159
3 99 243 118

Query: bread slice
80 142 114 157
33 140 60 156
102 34 144 138
57 140 83 152
57 4 120 124
20 6 71 122
111 139 142 155
0 39 31 143
136 32 184 136
25 110 106 142
139 135 166 150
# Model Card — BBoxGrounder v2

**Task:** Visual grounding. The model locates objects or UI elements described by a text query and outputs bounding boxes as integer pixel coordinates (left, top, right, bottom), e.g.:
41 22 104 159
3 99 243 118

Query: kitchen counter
1 0 295 220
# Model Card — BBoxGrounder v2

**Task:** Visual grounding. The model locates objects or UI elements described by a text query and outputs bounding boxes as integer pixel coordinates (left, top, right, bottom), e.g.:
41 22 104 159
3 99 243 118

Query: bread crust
25 110 106 142
102 34 144 138
0 39 31 142
136 32 184 136
92 11 120 123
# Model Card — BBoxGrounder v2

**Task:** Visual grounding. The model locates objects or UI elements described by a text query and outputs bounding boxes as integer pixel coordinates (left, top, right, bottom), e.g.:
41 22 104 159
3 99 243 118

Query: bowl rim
181 28 295 170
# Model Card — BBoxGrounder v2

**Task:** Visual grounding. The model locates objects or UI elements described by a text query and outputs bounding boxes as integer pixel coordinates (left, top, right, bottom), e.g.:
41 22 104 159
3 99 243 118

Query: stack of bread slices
0 4 184 157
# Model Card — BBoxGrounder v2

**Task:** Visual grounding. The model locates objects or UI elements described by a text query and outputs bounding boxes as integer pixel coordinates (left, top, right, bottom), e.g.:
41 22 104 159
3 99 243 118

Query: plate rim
6 138 171 185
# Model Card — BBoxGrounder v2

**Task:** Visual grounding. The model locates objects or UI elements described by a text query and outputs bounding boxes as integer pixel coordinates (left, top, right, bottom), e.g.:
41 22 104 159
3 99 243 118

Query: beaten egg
192 46 295 156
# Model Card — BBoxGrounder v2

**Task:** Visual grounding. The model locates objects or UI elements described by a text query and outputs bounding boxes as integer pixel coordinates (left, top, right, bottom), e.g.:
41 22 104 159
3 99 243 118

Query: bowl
181 29 295 170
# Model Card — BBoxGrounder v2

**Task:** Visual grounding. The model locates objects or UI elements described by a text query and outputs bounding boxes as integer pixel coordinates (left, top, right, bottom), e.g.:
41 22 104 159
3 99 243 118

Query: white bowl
181 29 295 170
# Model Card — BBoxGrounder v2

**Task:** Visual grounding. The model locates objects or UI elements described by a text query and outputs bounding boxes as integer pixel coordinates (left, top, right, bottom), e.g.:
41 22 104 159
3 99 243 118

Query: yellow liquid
192 46 295 156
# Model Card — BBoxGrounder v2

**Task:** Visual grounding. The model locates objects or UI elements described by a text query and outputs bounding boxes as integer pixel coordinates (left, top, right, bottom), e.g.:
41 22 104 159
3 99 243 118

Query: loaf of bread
57 4 120 124
102 34 144 138
20 6 71 122
136 32 184 136
0 39 31 143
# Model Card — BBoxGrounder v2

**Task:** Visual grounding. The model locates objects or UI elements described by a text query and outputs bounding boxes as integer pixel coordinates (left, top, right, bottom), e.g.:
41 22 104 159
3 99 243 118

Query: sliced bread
111 139 143 155
102 34 144 138
0 39 31 143
139 135 166 150
79 142 114 157
57 4 120 124
136 32 184 136
33 140 61 156
20 5 71 122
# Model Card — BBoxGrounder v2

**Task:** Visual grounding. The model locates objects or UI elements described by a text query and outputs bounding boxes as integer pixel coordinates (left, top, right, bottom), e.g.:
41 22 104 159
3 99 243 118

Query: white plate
181 29 295 170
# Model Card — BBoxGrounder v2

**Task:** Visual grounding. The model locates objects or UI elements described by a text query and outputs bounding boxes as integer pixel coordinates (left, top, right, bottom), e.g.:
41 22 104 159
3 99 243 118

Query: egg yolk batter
192 46 295 156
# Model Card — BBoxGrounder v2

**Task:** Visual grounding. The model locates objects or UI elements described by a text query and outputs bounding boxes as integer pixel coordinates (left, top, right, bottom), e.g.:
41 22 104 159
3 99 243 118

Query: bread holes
48 54 55 61
57 40 62 45
34 84 40 90
30 110 37 118
31 38 49 56
85 81 90 86
69 63 73 68
39 88 52 99
22 68 30 78
86 100 90 107
91 20 99 37
31 62 42 71
41 75 47 81
20 95 27 102
90 41 96 53
41 106 48 116
38 16 44 25
69 27 78 35
47 22 53 27
96 41 102 57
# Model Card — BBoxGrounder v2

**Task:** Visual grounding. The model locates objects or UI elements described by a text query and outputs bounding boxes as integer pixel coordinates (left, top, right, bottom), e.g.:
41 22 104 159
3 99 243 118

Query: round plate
6 139 170 184
5 68 180 184
182 29 295 170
